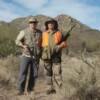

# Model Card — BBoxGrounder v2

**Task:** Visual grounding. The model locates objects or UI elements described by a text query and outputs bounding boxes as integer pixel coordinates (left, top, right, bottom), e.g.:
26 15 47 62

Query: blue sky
0 0 100 30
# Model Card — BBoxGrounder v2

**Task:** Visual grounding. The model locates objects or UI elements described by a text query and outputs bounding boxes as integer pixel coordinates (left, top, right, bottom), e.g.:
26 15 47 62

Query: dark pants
34 58 40 78
18 56 36 92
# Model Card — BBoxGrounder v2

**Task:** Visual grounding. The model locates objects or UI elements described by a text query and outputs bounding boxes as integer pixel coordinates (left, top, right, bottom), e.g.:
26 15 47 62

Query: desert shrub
62 54 100 100
0 39 20 57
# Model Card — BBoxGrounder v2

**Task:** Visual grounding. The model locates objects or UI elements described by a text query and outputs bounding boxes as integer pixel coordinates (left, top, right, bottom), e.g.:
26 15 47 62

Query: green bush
0 39 20 57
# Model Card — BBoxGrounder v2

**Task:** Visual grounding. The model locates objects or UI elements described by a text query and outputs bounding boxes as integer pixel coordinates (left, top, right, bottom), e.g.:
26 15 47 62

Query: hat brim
29 21 38 23
45 21 56 26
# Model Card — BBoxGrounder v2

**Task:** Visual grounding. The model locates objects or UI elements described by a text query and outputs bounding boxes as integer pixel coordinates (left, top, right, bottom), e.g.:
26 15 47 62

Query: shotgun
62 24 76 41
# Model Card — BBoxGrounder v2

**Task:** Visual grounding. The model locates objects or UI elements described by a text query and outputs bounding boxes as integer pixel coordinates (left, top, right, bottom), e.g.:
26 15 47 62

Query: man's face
29 22 37 29
48 23 54 30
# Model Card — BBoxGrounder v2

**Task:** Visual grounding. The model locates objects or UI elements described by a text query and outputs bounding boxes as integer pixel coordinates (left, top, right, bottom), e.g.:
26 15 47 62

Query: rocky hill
0 15 100 52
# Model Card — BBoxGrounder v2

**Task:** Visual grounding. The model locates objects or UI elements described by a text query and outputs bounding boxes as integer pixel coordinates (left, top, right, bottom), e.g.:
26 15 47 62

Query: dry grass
62 53 100 100
0 55 19 88
0 54 100 100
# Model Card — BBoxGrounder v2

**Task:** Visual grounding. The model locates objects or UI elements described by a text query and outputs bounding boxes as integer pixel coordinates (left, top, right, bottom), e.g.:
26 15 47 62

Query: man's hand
55 42 66 52
54 45 61 52
22 45 30 52
59 42 66 48
22 45 28 49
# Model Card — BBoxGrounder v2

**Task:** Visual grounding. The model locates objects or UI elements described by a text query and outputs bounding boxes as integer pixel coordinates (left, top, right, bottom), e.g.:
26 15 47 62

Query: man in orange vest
42 19 67 94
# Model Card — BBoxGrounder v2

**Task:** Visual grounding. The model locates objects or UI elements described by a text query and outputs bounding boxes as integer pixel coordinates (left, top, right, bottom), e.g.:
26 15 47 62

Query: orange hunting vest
42 31 66 48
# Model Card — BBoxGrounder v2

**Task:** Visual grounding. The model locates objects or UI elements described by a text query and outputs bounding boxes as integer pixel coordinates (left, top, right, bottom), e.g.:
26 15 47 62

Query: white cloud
0 0 20 21
14 0 48 10
0 9 20 22
0 0 100 29
36 0 100 29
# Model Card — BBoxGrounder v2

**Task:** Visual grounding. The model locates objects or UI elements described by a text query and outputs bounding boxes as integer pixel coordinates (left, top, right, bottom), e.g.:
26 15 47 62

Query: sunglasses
29 21 38 24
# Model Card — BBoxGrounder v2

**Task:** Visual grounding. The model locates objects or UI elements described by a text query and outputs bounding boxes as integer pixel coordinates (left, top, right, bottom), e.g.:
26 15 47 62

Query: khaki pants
44 60 62 90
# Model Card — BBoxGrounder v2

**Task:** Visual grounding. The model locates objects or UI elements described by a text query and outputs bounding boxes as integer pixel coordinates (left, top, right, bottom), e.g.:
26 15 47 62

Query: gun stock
62 24 76 41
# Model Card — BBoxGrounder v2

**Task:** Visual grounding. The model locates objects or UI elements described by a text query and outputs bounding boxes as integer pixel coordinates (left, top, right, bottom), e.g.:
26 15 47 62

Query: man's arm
15 30 25 48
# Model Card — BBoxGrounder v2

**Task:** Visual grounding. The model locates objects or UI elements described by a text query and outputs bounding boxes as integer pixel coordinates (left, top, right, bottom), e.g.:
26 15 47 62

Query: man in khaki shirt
15 17 42 95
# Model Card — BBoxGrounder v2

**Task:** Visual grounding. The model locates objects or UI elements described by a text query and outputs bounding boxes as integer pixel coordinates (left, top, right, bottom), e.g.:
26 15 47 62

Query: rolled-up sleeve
15 30 25 46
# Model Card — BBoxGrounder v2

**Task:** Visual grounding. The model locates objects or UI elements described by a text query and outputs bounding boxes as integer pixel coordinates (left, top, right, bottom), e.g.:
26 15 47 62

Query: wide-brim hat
45 19 57 26
28 17 38 23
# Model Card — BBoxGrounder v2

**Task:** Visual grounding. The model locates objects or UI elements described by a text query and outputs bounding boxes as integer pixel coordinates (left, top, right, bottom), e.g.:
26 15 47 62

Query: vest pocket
42 47 50 60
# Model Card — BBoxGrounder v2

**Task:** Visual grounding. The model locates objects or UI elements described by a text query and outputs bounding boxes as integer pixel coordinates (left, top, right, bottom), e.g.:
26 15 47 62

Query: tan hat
28 17 38 23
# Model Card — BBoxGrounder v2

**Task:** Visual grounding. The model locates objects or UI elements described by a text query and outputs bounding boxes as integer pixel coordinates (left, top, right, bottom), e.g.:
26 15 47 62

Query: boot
46 88 56 95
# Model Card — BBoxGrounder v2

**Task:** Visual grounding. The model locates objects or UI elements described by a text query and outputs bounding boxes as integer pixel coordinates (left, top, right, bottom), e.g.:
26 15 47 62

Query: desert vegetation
0 39 20 57
0 51 100 100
